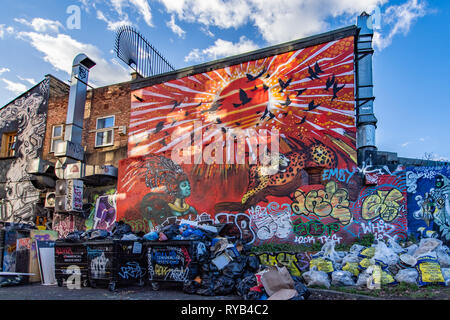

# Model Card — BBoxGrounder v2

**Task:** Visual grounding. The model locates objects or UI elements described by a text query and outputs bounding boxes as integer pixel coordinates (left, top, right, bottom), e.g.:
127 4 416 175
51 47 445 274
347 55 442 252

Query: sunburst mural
117 35 359 235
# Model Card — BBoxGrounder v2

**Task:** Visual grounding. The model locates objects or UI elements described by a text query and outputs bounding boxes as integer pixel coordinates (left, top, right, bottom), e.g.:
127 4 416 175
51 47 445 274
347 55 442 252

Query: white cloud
0 24 14 39
103 0 153 27
14 17 64 33
1 78 28 95
16 31 130 87
17 76 37 86
373 0 428 50
96 10 132 31
158 0 389 44
166 15 186 38
0 67 10 75
185 36 259 62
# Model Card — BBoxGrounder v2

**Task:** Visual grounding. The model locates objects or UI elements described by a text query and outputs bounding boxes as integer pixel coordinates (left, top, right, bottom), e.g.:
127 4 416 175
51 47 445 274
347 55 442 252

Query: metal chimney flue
65 54 96 145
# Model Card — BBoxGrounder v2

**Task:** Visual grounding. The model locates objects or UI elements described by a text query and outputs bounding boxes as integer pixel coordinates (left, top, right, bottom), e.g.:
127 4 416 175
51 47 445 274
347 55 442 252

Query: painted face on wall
178 180 191 198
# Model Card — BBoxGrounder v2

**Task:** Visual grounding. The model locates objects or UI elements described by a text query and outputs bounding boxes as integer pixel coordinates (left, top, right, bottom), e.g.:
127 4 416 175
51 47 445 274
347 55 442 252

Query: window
305 167 324 185
1 132 17 158
50 125 64 153
95 115 115 147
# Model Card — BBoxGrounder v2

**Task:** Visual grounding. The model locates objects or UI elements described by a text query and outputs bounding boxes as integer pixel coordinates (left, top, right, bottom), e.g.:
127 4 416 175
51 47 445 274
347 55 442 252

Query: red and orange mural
115 35 408 244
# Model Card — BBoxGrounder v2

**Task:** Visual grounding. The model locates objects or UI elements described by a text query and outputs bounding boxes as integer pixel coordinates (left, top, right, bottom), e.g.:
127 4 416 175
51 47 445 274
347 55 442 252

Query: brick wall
43 76 131 168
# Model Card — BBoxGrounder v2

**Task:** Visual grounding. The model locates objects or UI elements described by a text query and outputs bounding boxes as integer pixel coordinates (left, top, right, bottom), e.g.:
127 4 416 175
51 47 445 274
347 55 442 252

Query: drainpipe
356 12 378 165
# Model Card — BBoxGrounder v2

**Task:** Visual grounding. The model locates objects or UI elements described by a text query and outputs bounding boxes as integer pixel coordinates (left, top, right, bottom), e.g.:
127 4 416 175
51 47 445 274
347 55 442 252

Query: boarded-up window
306 167 324 185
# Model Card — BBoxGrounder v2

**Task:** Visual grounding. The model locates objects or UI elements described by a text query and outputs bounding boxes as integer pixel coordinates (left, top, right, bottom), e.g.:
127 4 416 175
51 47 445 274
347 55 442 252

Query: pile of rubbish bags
181 235 310 300
64 221 141 242
144 220 310 300
302 236 450 289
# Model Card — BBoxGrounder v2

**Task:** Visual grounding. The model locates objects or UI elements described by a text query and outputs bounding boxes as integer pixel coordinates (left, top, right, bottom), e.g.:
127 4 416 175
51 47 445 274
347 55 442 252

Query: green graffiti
292 219 341 237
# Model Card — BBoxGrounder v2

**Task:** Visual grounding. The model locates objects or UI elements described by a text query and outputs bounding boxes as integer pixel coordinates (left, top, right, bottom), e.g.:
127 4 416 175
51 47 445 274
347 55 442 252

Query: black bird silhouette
221 127 227 133
308 66 320 81
251 85 258 91
216 118 222 124
235 122 241 126
325 75 336 91
260 107 269 120
246 68 267 82
154 121 165 134
265 74 270 78
195 102 203 107
201 100 222 113
133 94 144 102
263 84 269 91
160 137 167 146
314 62 324 75
296 116 307 125
278 78 292 93
307 100 321 111
296 88 307 96
282 112 289 117
185 111 189 116
234 89 252 107
268 111 276 119
332 81 345 101
281 96 292 107
171 100 182 111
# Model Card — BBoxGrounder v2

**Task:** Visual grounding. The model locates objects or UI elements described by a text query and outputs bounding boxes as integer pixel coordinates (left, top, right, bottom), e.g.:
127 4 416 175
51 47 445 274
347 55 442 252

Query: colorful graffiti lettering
322 168 355 183
118 261 146 279
292 219 340 237
292 181 352 225
361 188 404 222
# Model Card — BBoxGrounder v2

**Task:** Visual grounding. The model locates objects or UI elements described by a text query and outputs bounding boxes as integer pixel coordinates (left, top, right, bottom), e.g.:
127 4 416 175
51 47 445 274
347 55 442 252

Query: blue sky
0 0 448 161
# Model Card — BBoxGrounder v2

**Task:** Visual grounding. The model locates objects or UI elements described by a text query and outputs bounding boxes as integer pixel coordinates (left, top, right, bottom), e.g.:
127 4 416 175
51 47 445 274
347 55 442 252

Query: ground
0 282 448 300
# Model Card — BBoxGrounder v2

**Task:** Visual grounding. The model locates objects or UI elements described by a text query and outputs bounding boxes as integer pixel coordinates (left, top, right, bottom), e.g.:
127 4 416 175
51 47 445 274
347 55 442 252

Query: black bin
145 240 203 289
86 240 147 291
54 241 89 288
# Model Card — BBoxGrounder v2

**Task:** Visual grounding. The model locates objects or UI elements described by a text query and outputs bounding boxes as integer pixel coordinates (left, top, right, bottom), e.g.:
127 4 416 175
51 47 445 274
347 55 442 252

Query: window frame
95 115 115 148
50 124 64 153
1 132 17 158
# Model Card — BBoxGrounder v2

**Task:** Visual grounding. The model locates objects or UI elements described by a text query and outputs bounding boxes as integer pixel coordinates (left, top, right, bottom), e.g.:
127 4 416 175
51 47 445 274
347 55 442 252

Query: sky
0 0 449 162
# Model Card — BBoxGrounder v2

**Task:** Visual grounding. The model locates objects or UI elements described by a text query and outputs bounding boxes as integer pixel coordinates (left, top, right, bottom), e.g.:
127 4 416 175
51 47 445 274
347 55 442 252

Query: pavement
0 281 383 301
0 281 242 300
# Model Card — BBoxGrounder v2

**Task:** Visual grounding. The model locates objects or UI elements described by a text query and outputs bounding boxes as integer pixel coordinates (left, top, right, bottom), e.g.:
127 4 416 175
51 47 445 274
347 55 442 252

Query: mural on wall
407 167 450 244
52 213 86 238
115 35 412 244
85 188 117 232
0 79 49 224
117 155 198 232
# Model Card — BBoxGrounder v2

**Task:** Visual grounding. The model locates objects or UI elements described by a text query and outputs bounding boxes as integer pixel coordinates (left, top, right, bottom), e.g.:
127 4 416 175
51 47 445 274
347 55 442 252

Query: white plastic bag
441 268 450 286
399 254 417 267
373 240 399 267
405 244 418 256
395 268 419 285
356 270 371 287
386 235 406 254
342 253 360 265
350 244 365 255
413 238 443 257
331 271 355 286
436 245 450 268
302 266 331 289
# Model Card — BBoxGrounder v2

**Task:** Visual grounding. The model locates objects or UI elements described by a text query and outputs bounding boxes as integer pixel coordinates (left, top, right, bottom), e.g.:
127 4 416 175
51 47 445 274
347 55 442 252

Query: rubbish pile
63 221 141 242
143 220 311 300
302 236 450 290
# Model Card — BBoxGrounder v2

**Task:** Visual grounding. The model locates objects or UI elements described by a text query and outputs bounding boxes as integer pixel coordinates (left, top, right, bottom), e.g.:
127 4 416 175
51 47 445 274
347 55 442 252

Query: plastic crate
54 241 89 288
86 240 147 291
